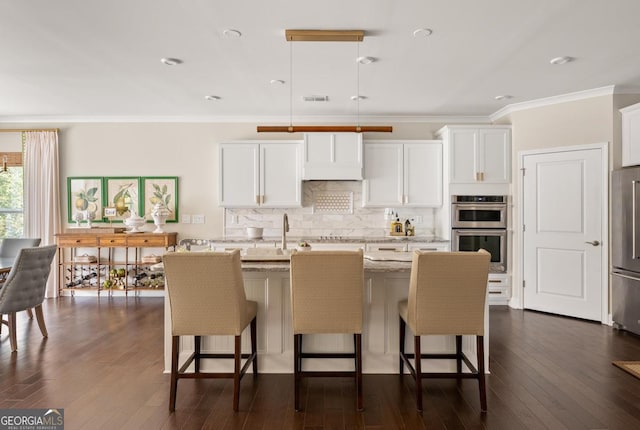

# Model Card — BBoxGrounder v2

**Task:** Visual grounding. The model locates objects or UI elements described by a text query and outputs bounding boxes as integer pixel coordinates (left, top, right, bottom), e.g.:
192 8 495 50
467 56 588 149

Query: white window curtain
23 130 61 297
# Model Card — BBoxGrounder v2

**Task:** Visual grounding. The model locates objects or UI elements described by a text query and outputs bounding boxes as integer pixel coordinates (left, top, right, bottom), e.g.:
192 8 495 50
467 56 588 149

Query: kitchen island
163 257 489 374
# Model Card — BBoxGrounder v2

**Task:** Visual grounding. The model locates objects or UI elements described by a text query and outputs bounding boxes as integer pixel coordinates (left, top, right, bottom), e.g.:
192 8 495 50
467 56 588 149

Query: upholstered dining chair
163 250 258 412
0 238 42 259
398 249 490 412
0 244 56 352
289 249 364 411
0 238 42 319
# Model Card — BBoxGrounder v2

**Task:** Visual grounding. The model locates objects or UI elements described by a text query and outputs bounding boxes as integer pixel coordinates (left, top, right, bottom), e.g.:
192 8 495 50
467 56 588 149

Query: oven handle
451 204 507 212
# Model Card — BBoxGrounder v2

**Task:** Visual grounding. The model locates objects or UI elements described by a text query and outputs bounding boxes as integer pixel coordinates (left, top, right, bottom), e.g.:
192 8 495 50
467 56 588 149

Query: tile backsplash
224 181 443 238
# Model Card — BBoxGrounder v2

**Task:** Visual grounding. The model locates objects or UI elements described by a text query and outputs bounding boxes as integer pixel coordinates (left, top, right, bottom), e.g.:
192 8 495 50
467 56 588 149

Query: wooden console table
56 231 177 296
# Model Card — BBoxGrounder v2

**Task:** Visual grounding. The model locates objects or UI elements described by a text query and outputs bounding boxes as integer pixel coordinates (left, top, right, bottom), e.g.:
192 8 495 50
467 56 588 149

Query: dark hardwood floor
1 298 640 429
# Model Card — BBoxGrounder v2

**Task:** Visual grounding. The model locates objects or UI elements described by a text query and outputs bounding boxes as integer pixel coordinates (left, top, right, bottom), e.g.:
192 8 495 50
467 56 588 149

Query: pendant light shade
257 29 392 134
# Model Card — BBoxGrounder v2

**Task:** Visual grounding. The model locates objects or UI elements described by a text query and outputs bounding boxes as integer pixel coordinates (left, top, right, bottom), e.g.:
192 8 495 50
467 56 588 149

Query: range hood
302 132 363 180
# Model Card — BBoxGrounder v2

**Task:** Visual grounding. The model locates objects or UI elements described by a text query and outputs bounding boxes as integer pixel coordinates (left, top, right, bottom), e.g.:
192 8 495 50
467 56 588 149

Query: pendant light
257 30 392 134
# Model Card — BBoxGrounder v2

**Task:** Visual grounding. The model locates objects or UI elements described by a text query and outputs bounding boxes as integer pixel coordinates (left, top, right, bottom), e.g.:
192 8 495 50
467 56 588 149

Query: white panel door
260 143 301 207
362 142 403 207
479 128 510 183
403 141 442 207
219 143 259 207
522 147 604 321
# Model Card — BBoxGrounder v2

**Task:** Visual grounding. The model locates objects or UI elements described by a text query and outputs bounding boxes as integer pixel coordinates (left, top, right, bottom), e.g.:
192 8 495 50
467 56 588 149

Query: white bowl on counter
246 227 264 239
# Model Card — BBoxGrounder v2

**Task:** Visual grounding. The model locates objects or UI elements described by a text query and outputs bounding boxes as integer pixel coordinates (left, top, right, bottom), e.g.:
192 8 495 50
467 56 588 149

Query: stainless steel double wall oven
451 195 507 273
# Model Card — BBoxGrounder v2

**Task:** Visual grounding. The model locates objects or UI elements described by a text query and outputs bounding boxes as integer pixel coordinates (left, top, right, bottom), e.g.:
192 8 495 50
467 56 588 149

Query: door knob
585 240 600 246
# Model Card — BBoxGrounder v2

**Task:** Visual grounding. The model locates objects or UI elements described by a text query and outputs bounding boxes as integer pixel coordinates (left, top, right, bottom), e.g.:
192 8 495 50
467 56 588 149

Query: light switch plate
192 214 205 224
181 214 191 224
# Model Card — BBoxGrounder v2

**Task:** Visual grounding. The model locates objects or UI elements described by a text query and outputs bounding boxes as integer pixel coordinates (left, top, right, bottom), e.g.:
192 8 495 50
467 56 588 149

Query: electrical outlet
192 214 205 224
414 215 423 224
181 214 191 224
231 215 239 224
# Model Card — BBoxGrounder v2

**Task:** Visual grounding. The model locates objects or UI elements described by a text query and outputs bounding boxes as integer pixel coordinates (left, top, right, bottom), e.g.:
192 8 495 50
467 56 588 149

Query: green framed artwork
141 176 179 222
67 177 104 223
104 177 141 222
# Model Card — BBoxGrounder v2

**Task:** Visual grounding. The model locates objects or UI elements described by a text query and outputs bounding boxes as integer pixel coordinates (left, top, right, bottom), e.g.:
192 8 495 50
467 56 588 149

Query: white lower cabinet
487 273 510 305
365 242 407 252
407 242 450 252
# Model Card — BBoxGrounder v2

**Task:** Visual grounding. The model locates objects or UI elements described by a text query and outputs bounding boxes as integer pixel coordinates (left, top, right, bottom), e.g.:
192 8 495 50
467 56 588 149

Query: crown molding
0 114 492 125
490 85 618 122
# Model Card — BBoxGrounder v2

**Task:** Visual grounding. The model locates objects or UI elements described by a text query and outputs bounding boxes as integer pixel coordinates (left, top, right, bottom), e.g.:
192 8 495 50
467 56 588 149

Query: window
0 152 24 237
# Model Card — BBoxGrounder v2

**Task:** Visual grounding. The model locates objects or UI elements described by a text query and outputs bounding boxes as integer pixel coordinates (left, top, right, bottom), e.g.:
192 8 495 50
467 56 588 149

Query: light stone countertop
187 236 448 244
241 259 412 273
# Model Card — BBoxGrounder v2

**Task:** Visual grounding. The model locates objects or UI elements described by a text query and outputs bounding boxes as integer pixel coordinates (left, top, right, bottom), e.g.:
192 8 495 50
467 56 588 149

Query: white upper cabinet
438 126 511 184
219 141 301 208
362 140 442 207
622 102 640 167
404 142 443 207
302 133 363 180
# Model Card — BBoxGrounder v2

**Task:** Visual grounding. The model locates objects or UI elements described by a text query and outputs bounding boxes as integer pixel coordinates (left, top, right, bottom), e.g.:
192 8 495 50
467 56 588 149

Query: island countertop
240 259 412 272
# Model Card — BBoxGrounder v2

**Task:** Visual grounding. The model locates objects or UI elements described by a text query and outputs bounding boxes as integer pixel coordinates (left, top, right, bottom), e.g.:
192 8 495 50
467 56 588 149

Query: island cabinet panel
164 266 488 374
56 232 177 296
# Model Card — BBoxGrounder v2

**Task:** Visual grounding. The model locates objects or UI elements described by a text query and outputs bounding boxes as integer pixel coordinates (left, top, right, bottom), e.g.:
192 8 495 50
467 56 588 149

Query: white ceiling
1 0 640 123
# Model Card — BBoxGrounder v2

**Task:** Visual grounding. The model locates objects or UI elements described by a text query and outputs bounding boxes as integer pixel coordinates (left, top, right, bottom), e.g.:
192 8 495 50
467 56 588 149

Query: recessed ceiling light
494 95 513 101
550 56 574 65
160 58 182 66
356 56 376 65
270 79 285 85
223 29 242 38
413 28 433 37
204 95 221 101
350 95 367 101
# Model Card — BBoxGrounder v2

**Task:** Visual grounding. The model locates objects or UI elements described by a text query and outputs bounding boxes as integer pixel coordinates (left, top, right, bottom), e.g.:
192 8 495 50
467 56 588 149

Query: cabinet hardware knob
75 240 80 243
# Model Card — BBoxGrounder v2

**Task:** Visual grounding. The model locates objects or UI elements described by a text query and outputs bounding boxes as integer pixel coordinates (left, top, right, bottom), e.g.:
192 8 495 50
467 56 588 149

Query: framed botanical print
105 177 141 221
141 176 179 222
67 177 104 223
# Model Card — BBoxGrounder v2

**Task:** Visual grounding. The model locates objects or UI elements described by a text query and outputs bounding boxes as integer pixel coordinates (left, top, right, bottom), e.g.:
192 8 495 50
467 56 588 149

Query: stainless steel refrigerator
612 167 640 335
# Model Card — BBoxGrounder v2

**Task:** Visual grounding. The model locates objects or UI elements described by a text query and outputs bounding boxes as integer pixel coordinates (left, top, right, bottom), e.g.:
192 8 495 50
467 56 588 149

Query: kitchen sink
241 248 291 261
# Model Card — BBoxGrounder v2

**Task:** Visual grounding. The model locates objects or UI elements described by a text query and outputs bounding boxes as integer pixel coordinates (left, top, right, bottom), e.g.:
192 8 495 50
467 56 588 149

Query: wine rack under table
56 231 177 296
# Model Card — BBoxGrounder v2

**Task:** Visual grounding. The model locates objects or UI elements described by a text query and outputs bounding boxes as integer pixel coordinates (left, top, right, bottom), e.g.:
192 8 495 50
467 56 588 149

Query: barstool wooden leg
355 333 363 411
169 336 179 412
399 317 406 375
414 335 423 412
477 335 487 412
251 316 258 375
455 335 462 375
194 336 201 373
34 305 48 337
294 334 302 411
233 335 242 412
26 308 33 319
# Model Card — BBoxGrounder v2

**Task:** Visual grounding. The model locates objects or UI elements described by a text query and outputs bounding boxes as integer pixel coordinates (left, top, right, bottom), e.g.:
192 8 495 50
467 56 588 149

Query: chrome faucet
282 213 289 250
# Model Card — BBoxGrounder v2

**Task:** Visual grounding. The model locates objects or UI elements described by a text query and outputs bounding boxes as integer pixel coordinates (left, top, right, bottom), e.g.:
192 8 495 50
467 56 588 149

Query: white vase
151 203 170 234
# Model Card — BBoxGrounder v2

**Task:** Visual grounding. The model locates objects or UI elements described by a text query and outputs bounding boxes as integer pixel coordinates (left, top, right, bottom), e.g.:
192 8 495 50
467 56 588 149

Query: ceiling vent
302 95 329 102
